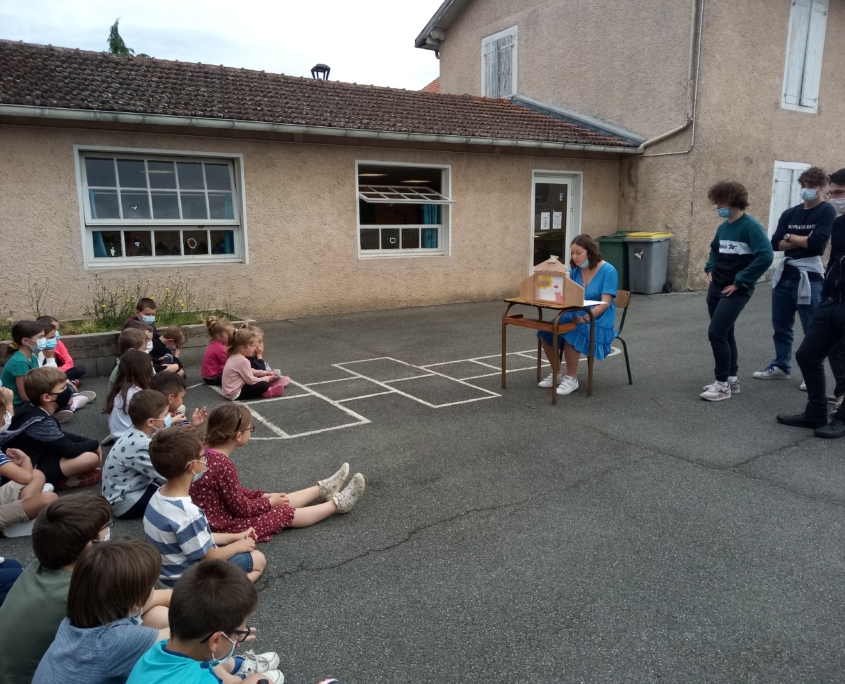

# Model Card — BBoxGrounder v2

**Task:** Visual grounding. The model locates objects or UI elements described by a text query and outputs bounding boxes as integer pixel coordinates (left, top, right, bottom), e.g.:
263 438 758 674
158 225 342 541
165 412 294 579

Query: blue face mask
164 414 172 429
579 260 591 269
55 332 60 341
800 188 818 202
44 337 58 350
129 613 143 626
141 315 155 325
209 634 237 666
31 338 47 352
717 207 731 219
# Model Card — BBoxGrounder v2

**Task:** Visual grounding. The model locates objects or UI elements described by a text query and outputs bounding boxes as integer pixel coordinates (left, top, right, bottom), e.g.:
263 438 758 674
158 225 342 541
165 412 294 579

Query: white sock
728 376 737 383
717 380 729 389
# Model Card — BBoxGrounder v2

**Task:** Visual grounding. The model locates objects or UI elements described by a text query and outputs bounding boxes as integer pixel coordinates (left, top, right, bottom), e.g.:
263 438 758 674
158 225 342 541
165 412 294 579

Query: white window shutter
482 39 498 98
771 166 794 233
799 0 828 108
784 0 812 106
497 34 514 97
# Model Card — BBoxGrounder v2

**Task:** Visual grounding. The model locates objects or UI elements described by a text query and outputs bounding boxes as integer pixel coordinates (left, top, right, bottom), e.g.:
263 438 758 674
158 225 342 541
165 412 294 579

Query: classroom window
357 162 453 257
76 149 246 267
482 26 517 98
768 161 810 237
782 0 828 113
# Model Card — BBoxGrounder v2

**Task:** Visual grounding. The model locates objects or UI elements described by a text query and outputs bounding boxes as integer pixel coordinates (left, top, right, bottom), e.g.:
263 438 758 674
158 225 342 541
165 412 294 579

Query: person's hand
5 448 29 465
575 315 590 324
190 407 208 427
706 271 713 283
722 284 739 296
269 493 290 507
171 412 186 424
244 527 257 541
0 387 14 406
234 537 256 553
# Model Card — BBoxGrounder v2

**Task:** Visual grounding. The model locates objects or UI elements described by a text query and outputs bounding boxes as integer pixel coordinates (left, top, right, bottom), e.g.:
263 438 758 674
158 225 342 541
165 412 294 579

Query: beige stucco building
417 0 845 289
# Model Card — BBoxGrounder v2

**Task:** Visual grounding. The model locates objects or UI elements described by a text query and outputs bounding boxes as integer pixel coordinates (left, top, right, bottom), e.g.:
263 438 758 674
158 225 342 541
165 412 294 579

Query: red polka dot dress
189 448 295 542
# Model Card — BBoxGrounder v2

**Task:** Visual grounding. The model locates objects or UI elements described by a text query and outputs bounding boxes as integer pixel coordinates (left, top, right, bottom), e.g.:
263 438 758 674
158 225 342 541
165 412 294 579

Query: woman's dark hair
105 350 154 414
5 320 44 360
205 404 252 447
569 235 603 270
828 168 845 186
707 181 749 210
67 538 160 628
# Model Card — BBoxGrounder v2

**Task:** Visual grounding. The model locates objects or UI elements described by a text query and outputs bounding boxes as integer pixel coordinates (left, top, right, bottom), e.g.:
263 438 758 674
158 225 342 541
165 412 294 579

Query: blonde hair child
201 316 234 387
221 329 287 401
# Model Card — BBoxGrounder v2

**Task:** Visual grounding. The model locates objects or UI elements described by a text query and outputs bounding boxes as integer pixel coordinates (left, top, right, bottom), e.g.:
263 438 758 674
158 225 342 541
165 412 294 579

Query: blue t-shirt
127 641 222 684
0 351 39 405
32 617 159 684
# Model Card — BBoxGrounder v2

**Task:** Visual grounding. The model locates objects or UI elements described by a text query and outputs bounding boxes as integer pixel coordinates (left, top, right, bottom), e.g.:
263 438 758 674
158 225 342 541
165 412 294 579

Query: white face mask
830 198 845 216
1 412 10 433
145 341 154 354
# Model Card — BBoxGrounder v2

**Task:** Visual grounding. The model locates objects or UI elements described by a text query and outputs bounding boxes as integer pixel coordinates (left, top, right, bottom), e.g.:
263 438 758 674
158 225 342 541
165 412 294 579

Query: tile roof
421 77 441 94
0 40 635 149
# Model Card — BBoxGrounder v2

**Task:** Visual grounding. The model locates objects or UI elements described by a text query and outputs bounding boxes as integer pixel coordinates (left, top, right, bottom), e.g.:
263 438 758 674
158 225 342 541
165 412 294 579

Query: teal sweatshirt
704 214 774 295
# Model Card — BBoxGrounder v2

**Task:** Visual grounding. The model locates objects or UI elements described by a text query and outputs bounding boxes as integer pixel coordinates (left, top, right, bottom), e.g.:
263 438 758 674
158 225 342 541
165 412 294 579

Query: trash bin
597 232 630 291
624 232 673 294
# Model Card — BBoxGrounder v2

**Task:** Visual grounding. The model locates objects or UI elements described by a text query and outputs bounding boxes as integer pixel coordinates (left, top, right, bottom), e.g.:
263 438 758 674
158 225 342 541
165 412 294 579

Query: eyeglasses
200 625 253 644
828 189 845 199
101 519 115 531
244 425 256 433
184 457 207 472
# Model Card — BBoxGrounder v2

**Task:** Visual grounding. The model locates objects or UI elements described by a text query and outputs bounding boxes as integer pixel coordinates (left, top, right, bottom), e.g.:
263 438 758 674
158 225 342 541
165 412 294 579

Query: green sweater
704 214 774 295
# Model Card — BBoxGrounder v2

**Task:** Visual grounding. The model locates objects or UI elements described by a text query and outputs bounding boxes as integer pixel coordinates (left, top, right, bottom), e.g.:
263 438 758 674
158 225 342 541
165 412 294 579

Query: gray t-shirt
33 617 159 684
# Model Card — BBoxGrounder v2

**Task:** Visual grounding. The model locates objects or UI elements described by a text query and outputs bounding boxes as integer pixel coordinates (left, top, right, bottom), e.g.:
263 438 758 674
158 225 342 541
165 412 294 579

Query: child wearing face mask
32 538 172 684
106 350 154 441
35 315 87 386
127 559 283 684
109 327 150 391
1 321 46 406
34 318 96 423
129 298 185 377
102 390 171 520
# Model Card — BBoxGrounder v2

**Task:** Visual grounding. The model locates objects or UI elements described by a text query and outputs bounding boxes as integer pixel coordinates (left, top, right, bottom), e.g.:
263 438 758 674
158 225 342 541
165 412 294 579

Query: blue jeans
0 559 23 606
770 276 823 373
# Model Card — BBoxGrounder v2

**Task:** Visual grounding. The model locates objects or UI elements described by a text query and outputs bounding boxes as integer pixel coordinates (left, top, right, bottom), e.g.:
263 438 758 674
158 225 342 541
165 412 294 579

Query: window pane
208 192 235 219
125 231 153 257
181 192 208 219
401 228 420 249
151 192 181 219
210 230 235 255
117 159 148 188
421 228 439 249
148 161 177 189
381 228 400 249
92 231 122 258
121 192 151 219
205 164 232 191
360 229 379 250
177 162 205 189
89 190 120 219
153 231 181 257
85 158 116 187
183 230 209 255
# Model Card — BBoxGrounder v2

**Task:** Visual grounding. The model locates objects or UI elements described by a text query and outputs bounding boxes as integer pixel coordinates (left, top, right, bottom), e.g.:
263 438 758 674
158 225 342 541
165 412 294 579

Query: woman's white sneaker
538 373 555 388
753 366 789 379
700 383 731 401
703 380 740 393
556 376 579 396
333 473 366 514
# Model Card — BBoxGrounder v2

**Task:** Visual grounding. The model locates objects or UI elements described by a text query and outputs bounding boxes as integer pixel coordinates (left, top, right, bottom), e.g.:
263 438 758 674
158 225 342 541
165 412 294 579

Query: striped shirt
143 491 214 586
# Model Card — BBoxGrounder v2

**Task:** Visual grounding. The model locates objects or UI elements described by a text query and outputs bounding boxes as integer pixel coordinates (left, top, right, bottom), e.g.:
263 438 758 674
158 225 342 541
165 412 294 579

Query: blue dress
537 262 619 360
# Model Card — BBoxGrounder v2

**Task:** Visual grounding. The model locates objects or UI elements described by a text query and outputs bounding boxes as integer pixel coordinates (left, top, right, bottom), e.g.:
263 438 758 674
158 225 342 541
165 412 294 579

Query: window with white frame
768 161 811 236
482 26 517 98
357 162 452 256
77 149 245 266
782 0 828 112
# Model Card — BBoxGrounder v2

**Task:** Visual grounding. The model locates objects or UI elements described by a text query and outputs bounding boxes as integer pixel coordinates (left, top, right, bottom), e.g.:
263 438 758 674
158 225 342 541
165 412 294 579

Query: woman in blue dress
537 235 619 396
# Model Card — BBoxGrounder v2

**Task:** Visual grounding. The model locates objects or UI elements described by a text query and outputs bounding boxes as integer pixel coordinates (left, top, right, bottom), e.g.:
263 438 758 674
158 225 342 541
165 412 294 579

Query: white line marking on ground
337 391 397 402
383 374 437 383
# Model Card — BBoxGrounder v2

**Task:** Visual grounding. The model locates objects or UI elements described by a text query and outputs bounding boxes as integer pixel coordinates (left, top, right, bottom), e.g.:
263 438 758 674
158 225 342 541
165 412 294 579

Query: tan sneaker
318 463 350 501
333 473 366 514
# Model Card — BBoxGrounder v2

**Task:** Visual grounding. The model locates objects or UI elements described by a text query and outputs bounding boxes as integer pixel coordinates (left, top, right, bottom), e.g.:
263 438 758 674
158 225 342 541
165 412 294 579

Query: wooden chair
556 290 632 385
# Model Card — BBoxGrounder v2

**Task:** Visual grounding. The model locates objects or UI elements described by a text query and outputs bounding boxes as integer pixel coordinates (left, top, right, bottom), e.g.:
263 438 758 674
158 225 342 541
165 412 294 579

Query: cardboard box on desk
518 255 584 306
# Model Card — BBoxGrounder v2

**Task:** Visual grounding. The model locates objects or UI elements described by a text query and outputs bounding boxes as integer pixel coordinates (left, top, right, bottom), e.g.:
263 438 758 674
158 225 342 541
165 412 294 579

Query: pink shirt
54 340 75 371
201 340 228 378
222 354 264 399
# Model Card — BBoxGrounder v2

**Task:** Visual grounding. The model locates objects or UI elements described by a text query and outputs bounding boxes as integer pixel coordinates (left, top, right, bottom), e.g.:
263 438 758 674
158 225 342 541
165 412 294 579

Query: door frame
529 170 583 273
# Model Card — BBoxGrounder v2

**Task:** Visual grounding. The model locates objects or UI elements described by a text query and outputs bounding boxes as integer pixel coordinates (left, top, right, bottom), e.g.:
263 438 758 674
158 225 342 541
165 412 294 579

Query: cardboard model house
518 255 584 306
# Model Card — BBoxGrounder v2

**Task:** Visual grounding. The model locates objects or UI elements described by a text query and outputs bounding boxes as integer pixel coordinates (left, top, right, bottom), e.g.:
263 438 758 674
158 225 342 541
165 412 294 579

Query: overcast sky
0 0 443 89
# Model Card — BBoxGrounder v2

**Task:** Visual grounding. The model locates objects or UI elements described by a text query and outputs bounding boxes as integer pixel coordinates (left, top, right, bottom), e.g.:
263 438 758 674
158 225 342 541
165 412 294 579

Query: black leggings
706 283 751 382
63 365 86 382
203 374 223 386
237 381 271 400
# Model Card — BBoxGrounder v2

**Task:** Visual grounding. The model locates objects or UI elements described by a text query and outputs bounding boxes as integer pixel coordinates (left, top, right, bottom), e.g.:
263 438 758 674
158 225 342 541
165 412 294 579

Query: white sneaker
2 518 35 538
753 366 790 380
42 483 54 493
556 376 579 396
318 463 350 501
256 670 284 684
703 380 740 393
538 373 556 388
69 395 89 411
237 650 281 675
800 381 807 391
333 473 366 514
700 383 731 401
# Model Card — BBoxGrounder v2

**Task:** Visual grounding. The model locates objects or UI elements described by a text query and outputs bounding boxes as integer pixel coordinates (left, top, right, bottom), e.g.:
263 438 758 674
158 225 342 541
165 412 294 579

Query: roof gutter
0 104 642 154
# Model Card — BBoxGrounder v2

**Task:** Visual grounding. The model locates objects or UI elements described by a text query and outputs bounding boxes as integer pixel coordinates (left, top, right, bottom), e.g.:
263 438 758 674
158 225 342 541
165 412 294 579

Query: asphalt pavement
4 289 845 683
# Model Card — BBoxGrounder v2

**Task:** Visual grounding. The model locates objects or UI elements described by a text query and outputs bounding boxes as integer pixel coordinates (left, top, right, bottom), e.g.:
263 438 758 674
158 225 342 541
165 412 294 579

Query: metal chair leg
619 335 632 385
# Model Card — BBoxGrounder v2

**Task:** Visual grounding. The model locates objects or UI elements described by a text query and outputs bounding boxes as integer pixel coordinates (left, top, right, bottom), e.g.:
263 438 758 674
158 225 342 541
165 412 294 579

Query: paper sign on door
536 275 565 302
540 212 550 230
552 212 562 230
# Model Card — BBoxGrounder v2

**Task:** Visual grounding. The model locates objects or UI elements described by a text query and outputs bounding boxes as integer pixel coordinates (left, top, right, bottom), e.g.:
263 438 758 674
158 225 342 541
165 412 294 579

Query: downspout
638 0 704 156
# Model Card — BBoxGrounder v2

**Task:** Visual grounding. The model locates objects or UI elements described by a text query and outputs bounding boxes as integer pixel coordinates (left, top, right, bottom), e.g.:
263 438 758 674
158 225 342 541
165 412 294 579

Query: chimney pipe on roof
311 64 330 81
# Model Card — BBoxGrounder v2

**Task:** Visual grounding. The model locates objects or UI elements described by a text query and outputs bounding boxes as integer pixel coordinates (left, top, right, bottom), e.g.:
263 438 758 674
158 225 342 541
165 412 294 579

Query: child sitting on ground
1 367 102 488
201 315 234 386
36 315 87 386
33 538 170 684
35 318 95 423
191 404 365 542
0 491 113 684
129 298 186 377
144 427 266 586
155 324 187 371
127 559 283 684
0 447 58 538
107 350 154 441
109 326 149 391
150 371 208 428
245 325 288 381
102 390 170 519
0 321 45 406
222 328 288 401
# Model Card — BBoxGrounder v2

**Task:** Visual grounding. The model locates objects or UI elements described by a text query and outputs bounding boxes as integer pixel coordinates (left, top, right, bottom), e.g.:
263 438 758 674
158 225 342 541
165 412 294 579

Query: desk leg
501 303 515 390
587 311 595 397
535 306 544 383
551 311 568 407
